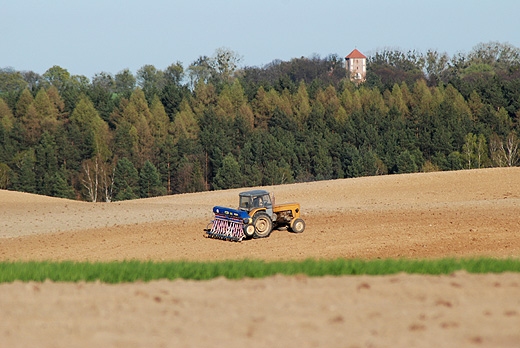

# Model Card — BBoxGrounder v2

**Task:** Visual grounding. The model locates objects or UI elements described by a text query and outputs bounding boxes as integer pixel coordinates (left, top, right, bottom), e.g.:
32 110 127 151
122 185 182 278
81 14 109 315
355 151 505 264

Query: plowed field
1 168 519 347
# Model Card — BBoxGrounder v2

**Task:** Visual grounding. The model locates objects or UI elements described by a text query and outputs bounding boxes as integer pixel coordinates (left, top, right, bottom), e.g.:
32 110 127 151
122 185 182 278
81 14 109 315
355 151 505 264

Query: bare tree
80 155 116 202
188 47 243 89
100 161 115 202
81 157 99 202
490 132 520 167
462 133 476 169
505 132 519 166
476 134 488 168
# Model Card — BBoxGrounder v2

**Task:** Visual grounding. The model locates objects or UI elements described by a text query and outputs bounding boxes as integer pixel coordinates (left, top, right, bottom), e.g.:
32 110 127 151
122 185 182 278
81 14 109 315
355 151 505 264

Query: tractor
204 189 305 241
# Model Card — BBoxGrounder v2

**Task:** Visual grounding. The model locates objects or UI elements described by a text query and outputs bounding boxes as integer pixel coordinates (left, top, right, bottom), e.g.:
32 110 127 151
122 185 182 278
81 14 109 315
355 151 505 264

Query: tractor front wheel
289 218 305 233
253 212 273 238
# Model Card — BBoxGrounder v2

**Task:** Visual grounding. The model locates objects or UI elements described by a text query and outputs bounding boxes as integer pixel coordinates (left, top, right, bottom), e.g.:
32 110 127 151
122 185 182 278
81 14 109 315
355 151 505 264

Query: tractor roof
239 189 269 197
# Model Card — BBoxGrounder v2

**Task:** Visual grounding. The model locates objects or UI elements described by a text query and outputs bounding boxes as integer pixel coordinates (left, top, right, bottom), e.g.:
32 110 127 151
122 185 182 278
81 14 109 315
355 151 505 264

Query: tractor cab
239 190 273 218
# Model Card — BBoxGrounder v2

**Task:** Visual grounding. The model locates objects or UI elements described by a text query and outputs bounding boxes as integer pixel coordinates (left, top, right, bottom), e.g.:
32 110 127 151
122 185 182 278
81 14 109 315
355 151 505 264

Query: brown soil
1 167 519 347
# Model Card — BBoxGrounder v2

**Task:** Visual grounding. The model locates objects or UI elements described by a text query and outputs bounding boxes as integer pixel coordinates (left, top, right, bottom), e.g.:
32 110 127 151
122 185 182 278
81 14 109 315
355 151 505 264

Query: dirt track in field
1 168 520 347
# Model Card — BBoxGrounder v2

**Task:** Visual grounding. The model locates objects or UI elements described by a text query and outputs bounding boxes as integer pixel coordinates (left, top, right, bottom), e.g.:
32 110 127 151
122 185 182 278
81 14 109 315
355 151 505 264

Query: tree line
0 42 519 201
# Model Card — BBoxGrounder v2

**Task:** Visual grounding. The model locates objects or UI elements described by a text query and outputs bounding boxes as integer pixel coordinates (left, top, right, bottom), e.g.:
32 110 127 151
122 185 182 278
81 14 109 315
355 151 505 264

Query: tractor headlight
243 218 250 224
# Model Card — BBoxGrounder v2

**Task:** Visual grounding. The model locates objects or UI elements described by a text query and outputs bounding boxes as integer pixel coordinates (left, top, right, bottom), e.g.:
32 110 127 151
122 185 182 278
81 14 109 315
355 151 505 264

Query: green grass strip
1 258 519 283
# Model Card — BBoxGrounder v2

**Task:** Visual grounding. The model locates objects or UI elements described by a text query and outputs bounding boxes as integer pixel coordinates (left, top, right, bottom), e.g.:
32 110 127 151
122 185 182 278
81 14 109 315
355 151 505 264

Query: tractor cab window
261 194 272 207
239 196 251 210
252 196 263 207
252 194 271 208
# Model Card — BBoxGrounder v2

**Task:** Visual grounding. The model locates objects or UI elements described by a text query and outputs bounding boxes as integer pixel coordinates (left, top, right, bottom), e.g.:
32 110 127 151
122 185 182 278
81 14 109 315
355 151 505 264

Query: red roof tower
345 49 367 83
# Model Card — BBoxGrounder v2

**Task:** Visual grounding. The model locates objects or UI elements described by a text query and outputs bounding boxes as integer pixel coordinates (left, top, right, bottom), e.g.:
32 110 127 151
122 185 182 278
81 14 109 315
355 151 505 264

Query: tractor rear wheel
253 212 273 238
289 218 305 233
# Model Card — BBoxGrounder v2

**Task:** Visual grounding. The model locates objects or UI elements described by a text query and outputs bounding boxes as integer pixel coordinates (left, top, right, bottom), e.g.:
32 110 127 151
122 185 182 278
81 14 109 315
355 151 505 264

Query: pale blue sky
2 0 519 78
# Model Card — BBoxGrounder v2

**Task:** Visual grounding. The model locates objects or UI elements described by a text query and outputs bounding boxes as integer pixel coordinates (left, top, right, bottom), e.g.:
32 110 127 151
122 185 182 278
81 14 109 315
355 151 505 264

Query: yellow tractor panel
273 203 301 219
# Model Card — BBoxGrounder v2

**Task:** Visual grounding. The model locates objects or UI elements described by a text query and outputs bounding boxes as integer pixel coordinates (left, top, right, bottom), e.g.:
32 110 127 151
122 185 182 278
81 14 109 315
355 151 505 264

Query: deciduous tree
115 69 136 100
137 64 165 104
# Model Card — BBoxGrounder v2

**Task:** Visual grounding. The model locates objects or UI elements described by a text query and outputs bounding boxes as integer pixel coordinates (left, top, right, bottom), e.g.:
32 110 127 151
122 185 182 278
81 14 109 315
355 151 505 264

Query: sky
2 0 520 79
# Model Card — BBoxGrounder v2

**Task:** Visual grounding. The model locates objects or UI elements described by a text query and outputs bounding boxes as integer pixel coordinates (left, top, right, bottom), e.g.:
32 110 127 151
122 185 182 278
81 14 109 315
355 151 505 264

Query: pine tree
161 62 186 118
113 112 138 162
262 158 293 186
139 160 165 198
212 153 243 190
174 155 196 193
395 150 419 173
51 169 75 199
89 72 116 123
156 134 178 194
113 157 139 201
14 151 36 193
238 140 262 187
34 132 58 196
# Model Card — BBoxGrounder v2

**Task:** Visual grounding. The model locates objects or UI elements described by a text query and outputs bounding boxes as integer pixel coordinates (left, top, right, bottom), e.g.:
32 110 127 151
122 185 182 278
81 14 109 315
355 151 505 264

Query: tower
345 49 367 83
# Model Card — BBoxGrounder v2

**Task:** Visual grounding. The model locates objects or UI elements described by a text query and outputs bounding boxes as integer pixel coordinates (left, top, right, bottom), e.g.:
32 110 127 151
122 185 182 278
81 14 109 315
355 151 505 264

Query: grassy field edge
1 258 519 283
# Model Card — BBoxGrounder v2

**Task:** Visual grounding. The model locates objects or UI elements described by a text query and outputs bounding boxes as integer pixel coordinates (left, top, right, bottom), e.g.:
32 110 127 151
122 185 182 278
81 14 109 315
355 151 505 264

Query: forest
0 42 519 201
